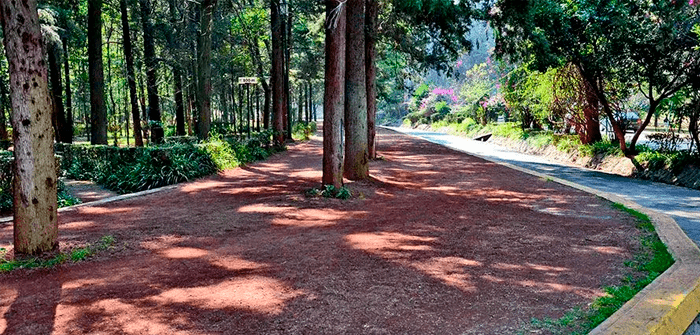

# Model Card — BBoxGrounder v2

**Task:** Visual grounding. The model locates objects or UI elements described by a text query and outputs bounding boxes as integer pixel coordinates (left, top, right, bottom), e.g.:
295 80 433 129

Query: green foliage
0 235 116 273
578 141 624 157
293 122 318 140
55 132 276 195
306 185 352 200
523 204 673 334
635 151 700 174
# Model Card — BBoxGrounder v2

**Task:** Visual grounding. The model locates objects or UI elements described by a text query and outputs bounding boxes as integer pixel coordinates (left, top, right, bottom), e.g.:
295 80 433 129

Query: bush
635 151 699 173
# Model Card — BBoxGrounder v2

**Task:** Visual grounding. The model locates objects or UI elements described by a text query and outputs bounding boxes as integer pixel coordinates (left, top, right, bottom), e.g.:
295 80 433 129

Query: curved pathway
386 127 700 247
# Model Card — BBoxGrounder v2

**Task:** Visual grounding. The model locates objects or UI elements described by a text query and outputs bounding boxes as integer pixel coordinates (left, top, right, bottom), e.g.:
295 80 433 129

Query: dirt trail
0 128 642 334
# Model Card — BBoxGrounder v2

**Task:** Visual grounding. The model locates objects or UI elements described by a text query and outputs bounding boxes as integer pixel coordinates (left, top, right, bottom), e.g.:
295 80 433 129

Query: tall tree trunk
169 0 186 137
1 0 59 254
140 0 163 143
271 0 285 146
344 0 369 180
48 46 67 143
88 0 108 145
0 56 10 141
284 1 292 140
323 0 346 188
120 0 144 146
197 0 216 140
365 0 378 159
62 38 73 144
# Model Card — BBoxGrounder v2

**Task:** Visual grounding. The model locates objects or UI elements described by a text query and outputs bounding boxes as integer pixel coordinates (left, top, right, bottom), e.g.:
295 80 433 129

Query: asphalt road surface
386 126 700 247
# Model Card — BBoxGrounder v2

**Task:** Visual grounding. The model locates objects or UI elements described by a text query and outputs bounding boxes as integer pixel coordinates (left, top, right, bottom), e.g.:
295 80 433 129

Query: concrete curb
386 127 700 335
0 183 180 225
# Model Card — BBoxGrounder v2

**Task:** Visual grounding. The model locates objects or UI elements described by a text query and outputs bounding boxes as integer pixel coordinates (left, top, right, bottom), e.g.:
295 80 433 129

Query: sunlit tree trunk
1 0 58 254
344 0 369 180
88 0 108 144
323 0 346 188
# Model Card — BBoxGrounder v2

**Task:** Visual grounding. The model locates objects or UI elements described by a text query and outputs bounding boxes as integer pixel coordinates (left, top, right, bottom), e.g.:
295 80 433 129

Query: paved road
386 127 700 247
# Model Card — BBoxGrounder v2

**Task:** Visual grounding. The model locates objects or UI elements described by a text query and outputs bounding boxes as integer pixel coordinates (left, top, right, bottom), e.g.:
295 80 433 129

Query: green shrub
635 151 699 174
579 141 624 157
293 122 317 140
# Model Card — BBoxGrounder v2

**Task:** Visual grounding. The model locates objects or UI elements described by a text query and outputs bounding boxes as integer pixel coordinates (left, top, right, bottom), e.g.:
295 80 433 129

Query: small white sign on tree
238 77 259 85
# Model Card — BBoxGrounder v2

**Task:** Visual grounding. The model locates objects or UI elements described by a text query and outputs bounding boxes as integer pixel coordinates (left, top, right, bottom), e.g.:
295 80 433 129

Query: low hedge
56 130 276 194
1 131 277 209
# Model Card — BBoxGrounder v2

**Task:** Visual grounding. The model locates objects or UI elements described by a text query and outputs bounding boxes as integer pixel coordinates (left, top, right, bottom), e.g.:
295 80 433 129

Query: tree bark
140 0 163 143
365 0 378 159
1 0 59 254
62 38 73 144
284 1 292 140
271 0 285 146
323 0 346 188
120 0 144 146
168 0 186 137
88 0 108 145
196 0 216 140
344 0 369 180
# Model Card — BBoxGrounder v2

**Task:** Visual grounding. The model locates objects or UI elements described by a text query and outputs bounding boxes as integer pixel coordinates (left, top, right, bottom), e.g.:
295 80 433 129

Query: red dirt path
0 128 642 334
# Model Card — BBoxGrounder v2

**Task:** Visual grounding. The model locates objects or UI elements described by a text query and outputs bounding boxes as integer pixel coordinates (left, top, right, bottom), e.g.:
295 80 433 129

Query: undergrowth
520 204 673 334
305 185 352 200
0 235 116 273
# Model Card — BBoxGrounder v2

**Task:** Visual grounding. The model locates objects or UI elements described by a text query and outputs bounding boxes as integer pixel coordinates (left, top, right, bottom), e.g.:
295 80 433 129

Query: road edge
385 126 700 335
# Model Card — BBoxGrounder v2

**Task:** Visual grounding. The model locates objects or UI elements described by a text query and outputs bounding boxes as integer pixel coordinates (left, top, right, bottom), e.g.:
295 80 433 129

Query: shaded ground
0 128 643 334
64 179 119 203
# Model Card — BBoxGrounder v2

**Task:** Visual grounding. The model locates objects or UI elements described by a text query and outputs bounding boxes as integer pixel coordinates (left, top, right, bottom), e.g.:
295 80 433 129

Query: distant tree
323 0 346 188
197 0 217 140
120 0 144 146
139 0 163 143
365 0 378 159
1 0 59 254
271 0 285 146
88 0 108 144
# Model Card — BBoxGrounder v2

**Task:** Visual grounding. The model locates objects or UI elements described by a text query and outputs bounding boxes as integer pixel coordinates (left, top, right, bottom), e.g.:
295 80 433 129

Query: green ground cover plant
0 235 116 273
520 204 674 334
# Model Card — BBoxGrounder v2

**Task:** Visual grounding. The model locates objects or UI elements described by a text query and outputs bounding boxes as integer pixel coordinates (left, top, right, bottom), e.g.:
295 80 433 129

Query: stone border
389 127 700 334
0 184 180 225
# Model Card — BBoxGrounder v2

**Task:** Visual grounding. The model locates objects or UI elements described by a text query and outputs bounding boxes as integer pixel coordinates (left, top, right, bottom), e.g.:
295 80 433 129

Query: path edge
385 126 700 335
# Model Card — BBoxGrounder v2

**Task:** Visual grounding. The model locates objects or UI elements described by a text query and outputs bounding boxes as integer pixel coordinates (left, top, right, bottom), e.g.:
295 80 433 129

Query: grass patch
521 203 674 334
0 235 116 273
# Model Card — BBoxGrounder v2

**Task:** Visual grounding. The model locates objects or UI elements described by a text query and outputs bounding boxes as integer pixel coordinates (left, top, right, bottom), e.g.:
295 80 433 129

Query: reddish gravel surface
0 128 643 334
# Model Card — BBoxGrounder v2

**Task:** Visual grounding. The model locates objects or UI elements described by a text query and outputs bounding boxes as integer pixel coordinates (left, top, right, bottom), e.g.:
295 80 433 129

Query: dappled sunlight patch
0 288 17 333
272 208 355 228
180 180 235 193
573 245 628 255
160 247 208 259
238 204 295 214
412 257 482 292
62 278 108 290
54 298 190 335
61 220 96 230
480 275 602 299
77 206 135 216
150 276 305 315
210 256 266 272
345 232 436 254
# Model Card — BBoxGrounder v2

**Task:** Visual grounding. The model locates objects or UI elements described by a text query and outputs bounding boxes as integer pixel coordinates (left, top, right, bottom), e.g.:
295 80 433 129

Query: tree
0 52 9 141
1 0 59 254
197 0 217 140
88 0 108 145
323 0 346 188
168 0 186 137
344 0 369 180
271 0 285 146
140 0 163 143
120 0 144 146
365 0 378 159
